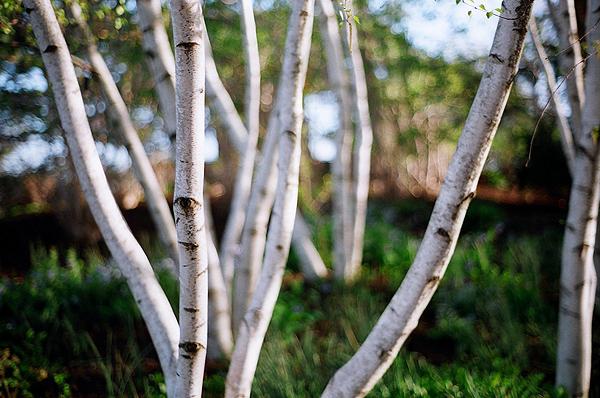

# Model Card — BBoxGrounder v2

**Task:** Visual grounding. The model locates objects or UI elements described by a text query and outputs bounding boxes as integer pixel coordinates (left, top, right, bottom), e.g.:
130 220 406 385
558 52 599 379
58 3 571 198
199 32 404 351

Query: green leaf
455 0 461 4
468 10 472 16
353 15 360 25
486 11 493 18
479 4 486 10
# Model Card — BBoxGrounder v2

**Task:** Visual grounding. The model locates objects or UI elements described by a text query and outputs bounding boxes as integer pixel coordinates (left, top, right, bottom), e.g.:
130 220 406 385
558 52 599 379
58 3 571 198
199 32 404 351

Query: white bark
225 1 314 396
345 0 374 282
232 98 281 333
317 0 354 279
205 196 234 358
292 213 328 281
321 1 534 395
556 2 600 395
69 1 179 269
528 18 576 175
204 34 248 154
170 0 207 396
136 0 177 142
549 0 585 134
219 0 262 298
25 0 179 395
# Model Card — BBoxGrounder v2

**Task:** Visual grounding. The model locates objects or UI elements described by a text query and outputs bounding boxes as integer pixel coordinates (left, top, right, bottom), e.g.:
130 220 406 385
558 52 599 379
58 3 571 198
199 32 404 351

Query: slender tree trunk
219 0 262 298
69 1 180 269
344 0 374 282
317 0 354 279
232 98 281 333
292 213 328 281
225 1 315 396
528 17 576 175
136 0 177 142
321 1 534 395
204 35 248 154
556 2 600 395
205 195 234 358
25 0 179 395
204 18 327 298
170 1 208 395
547 0 586 135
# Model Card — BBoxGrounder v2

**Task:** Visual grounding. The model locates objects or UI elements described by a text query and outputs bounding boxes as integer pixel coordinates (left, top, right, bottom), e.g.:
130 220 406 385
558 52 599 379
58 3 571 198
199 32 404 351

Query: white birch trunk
69 1 180 269
528 18 576 175
25 1 179 395
322 1 534 395
218 0 262 298
205 198 234 358
232 100 281 333
344 0 374 282
555 2 600 395
549 0 585 135
225 1 315 396
292 213 328 281
204 35 248 153
317 0 354 280
136 0 178 142
170 1 208 395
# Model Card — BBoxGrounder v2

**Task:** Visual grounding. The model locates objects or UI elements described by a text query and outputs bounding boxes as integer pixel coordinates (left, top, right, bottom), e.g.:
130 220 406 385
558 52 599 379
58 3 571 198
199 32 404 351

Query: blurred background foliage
0 0 590 396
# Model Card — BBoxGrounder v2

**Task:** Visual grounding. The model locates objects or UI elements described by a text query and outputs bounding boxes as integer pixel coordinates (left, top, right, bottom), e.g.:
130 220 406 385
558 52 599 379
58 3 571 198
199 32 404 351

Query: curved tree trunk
170 1 208 395
225 1 315 396
136 0 177 142
69 1 179 269
317 0 354 280
25 0 179 394
321 1 534 395
556 2 600 395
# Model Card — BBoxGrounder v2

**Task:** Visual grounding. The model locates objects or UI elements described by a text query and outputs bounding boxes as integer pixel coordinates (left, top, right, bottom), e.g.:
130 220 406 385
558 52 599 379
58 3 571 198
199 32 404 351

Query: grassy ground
0 201 596 397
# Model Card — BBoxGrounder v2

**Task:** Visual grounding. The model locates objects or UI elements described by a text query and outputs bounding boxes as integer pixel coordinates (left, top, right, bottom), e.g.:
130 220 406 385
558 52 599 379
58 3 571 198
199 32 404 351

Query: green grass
0 205 579 397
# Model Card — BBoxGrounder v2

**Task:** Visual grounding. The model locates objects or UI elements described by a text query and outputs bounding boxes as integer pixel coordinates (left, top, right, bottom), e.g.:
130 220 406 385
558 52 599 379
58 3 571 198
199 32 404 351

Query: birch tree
545 0 585 134
170 0 208 395
317 0 354 280
344 0 374 282
225 1 315 395
218 0 262 299
68 0 180 268
527 3 599 394
321 0 534 395
528 18 575 175
136 0 177 142
555 1 600 394
25 0 180 394
317 0 373 282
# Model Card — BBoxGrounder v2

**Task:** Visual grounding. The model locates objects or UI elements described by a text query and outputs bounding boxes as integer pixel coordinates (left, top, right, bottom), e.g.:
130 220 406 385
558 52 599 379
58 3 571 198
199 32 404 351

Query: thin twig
526 50 597 167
